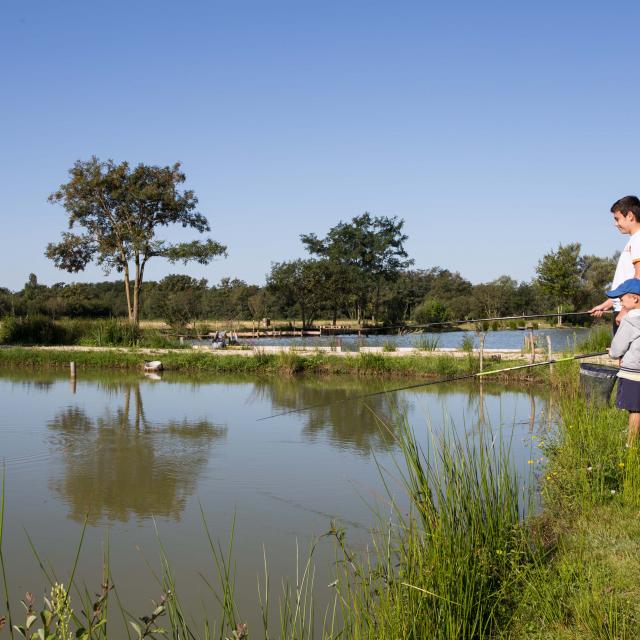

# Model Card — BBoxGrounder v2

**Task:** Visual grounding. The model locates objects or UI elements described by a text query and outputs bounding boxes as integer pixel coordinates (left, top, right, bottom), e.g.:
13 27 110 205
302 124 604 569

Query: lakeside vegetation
1 362 638 638
0 198 617 332
0 346 544 381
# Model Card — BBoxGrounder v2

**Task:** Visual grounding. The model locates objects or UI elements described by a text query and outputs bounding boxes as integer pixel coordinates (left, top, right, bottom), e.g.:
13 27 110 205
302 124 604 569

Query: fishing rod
257 350 608 421
364 310 610 334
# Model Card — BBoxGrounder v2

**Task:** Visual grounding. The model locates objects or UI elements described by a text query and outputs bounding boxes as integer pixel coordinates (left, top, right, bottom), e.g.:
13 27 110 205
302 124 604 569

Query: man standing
589 196 640 331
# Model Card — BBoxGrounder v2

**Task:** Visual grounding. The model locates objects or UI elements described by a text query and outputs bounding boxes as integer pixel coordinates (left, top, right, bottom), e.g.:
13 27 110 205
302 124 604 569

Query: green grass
414 335 440 351
576 324 613 353
0 347 546 382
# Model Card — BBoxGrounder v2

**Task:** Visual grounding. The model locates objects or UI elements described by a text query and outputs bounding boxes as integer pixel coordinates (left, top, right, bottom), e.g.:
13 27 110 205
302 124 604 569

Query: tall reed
331 415 538 639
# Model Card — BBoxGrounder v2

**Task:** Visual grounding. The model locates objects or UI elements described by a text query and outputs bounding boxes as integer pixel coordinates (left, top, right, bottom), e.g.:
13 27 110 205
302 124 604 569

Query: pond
0 370 554 633
242 326 591 351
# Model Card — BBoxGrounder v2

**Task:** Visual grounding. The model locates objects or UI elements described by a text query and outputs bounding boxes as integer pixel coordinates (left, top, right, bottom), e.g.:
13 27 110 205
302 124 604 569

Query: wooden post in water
479 334 485 372
547 335 553 374
70 361 76 394
529 329 535 363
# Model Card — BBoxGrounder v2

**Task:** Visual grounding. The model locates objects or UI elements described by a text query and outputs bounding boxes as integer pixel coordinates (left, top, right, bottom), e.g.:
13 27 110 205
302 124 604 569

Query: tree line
0 241 616 328
0 158 618 328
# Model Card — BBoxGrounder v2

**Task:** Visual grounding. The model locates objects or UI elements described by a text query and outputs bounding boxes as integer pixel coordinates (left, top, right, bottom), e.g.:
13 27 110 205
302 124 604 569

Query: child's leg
629 411 640 446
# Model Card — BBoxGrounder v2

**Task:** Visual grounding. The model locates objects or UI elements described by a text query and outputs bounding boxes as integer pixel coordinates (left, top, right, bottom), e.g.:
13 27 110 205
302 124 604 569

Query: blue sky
1 1 639 291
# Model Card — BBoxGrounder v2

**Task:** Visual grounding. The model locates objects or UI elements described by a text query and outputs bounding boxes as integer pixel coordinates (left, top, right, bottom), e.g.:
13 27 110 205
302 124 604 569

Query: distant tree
46 158 227 324
206 278 261 320
0 287 13 316
582 253 617 305
471 276 520 317
247 290 267 322
146 275 207 329
535 243 585 309
301 213 413 324
266 259 328 328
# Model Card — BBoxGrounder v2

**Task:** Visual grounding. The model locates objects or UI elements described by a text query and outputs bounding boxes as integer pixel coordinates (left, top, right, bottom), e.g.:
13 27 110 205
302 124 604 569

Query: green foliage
330 416 538 639
46 157 227 323
301 212 414 323
146 275 208 329
413 298 449 324
459 333 474 353
536 242 584 307
0 315 66 345
535 243 615 311
83 319 142 347
382 340 397 352
414 335 440 351
266 259 330 328
578 325 613 353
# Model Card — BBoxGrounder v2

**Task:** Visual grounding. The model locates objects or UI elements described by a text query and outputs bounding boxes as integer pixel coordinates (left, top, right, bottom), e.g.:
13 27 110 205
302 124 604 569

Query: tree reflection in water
47 381 226 523
255 377 551 452
253 378 404 453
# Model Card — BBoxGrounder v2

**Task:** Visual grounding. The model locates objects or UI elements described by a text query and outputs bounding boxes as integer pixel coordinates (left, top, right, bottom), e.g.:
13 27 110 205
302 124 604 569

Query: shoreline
0 345 612 384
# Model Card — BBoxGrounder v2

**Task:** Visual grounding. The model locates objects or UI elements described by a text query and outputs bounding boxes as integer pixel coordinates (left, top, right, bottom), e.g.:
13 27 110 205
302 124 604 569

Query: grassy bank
0 346 560 383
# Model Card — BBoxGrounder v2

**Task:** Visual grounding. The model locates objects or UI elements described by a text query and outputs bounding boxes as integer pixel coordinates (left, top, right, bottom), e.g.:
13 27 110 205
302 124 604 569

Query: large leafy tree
301 213 413 324
535 242 585 309
46 158 227 324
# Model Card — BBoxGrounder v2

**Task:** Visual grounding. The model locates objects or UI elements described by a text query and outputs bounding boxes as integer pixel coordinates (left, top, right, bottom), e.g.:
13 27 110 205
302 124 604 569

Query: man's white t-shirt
611 230 640 310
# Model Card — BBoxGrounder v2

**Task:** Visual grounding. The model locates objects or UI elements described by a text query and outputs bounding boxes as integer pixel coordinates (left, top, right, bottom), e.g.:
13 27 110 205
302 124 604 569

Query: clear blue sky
2 0 639 291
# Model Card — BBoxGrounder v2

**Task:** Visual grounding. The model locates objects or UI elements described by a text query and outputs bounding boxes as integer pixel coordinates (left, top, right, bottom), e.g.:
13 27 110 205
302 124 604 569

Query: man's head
607 278 640 310
612 196 640 234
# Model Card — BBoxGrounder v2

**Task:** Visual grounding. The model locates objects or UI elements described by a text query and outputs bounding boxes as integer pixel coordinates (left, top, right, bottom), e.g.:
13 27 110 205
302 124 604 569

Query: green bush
81 319 142 347
0 315 66 345
413 299 449 325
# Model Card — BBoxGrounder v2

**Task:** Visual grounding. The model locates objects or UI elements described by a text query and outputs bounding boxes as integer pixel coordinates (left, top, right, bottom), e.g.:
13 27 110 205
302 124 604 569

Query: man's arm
589 298 614 317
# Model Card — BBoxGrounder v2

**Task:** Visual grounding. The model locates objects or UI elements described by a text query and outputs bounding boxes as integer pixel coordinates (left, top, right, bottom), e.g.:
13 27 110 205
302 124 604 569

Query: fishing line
257 350 608 421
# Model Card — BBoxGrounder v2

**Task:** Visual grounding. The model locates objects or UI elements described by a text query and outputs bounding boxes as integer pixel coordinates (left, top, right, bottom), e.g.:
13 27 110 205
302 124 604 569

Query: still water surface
0 370 553 632
245 327 590 350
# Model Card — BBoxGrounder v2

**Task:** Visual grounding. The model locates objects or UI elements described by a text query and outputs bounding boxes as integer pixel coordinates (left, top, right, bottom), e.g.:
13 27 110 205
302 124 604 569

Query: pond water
243 327 592 351
0 370 554 633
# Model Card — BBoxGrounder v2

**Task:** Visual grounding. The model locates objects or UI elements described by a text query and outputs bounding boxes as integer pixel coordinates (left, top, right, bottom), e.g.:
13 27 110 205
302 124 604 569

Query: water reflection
254 377 551 452
47 381 226 523
253 378 402 452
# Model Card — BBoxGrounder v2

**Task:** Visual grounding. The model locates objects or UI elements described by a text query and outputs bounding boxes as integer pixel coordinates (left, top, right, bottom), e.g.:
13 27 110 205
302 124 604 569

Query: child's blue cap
606 278 640 298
